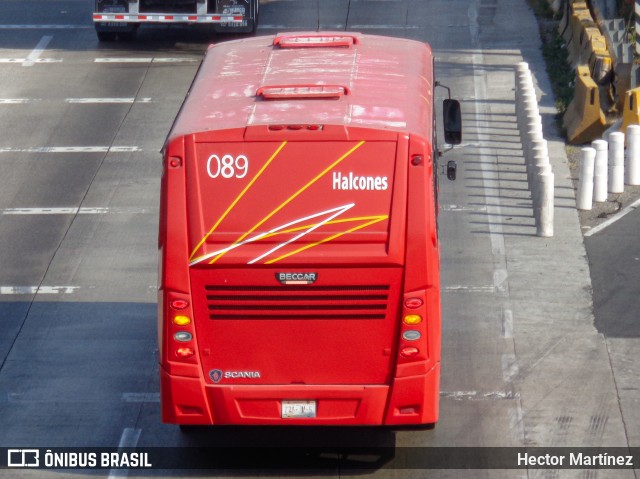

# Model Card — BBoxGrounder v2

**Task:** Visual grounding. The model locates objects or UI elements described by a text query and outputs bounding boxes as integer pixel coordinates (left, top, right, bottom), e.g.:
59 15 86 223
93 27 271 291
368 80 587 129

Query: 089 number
206 154 249 179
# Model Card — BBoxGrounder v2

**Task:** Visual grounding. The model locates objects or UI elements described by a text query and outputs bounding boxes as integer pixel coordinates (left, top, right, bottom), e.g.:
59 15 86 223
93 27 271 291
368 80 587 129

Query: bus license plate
281 400 316 419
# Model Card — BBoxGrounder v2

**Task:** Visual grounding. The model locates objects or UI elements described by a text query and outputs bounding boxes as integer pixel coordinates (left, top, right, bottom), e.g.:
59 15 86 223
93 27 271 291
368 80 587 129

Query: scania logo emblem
209 369 223 383
276 272 318 285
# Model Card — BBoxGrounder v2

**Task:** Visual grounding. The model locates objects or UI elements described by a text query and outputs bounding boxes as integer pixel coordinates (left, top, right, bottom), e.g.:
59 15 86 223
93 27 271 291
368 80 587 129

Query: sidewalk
470 0 634 452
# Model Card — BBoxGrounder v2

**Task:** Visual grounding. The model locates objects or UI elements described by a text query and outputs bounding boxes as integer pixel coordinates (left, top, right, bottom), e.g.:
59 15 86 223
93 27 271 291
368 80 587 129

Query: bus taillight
170 299 189 310
176 348 195 359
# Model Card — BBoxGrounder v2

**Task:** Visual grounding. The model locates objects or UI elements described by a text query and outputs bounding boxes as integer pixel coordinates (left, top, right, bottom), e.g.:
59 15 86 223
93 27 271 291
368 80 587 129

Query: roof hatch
273 33 359 48
256 84 350 100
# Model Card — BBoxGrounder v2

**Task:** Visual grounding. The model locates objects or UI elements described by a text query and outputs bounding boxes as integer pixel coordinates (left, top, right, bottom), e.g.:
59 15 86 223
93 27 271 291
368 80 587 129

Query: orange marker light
403 314 422 325
173 315 191 326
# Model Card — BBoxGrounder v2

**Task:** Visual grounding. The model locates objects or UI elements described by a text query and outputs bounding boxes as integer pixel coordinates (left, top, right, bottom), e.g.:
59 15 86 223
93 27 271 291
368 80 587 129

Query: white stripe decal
190 204 356 266
248 203 354 264
0 99 34 104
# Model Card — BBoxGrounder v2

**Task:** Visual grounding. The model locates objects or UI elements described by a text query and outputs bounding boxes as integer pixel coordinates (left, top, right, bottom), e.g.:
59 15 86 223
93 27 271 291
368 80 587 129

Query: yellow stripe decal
189 141 287 261
264 216 388 264
208 140 366 264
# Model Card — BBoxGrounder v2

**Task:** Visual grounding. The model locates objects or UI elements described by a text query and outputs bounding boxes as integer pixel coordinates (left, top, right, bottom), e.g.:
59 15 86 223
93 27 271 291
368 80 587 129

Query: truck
158 32 461 427
93 0 259 41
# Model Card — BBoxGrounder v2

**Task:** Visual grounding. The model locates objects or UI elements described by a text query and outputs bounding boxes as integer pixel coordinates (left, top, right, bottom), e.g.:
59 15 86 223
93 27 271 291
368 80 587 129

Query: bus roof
167 32 434 142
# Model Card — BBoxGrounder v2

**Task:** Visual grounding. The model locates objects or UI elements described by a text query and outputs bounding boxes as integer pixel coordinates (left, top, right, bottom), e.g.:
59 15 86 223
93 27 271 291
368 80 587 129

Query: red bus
159 32 460 427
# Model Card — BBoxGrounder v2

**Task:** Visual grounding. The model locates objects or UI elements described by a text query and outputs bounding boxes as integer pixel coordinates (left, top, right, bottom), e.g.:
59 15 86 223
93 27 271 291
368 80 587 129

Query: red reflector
405 297 423 309
288 125 303 130
176 348 195 358
212 15 221 20
115 15 125 20
398 406 418 415
170 299 189 310
139 15 148 20
233 15 243 20
400 347 419 358
269 125 285 131
188 16 197 21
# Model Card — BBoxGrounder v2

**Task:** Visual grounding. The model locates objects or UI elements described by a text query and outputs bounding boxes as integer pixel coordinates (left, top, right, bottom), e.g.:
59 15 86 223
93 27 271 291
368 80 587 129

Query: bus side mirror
443 99 462 145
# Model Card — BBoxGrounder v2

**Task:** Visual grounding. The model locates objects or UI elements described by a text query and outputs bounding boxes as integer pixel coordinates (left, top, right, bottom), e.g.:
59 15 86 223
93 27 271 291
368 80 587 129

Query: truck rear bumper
161 364 439 426
92 13 243 23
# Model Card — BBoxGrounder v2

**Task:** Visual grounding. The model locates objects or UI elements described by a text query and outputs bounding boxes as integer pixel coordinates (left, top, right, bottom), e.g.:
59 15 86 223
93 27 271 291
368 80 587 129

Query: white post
608 131 625 193
536 172 554 237
577 147 596 210
529 139 549 188
592 139 608 202
627 124 640 185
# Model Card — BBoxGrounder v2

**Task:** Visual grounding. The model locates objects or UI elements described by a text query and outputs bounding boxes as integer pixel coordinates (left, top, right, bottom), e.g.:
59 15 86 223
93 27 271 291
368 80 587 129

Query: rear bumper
161 364 439 426
92 13 244 23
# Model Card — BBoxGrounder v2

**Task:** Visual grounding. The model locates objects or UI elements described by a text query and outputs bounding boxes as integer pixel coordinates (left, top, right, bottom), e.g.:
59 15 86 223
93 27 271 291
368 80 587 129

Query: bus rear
159 33 456 426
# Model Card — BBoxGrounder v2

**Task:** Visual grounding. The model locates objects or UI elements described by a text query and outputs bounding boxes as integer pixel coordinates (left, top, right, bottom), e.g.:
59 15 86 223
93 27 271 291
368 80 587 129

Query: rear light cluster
170 297 196 360
399 295 426 359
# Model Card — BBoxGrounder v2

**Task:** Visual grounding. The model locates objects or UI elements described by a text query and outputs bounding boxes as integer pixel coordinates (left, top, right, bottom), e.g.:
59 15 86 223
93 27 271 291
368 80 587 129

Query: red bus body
159 32 442 426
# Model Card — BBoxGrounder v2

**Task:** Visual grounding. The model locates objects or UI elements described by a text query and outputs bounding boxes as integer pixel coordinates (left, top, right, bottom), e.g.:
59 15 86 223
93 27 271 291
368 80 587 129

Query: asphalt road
0 0 638 478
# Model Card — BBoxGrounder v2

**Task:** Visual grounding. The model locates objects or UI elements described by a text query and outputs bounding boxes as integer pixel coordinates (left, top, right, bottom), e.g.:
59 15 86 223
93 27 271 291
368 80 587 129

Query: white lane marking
2 207 151 215
583 196 640 237
66 98 153 104
109 428 142 479
122 393 160 403
501 309 514 339
0 58 61 64
0 24 90 30
0 146 142 153
441 204 487 212
440 390 520 400
23 35 53 67
95 57 198 63
501 354 519 382
0 286 81 294
442 285 495 293
0 98 152 104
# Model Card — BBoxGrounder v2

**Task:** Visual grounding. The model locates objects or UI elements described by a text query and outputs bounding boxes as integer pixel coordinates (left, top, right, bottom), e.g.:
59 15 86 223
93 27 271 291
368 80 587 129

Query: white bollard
608 131 625 193
592 139 608 202
536 172 554 237
523 119 543 153
577 147 596 210
627 124 640 185
529 139 549 186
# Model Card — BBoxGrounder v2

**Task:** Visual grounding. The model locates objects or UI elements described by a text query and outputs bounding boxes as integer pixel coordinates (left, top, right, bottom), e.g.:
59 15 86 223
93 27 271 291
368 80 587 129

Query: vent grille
205 284 390 320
